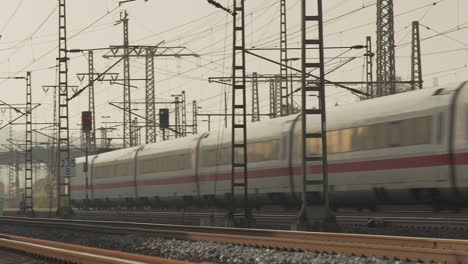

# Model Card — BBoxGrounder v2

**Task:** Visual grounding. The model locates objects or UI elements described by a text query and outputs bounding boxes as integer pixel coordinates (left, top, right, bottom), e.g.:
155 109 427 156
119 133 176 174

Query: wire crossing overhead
411 21 423 90
376 0 396 96
298 0 333 230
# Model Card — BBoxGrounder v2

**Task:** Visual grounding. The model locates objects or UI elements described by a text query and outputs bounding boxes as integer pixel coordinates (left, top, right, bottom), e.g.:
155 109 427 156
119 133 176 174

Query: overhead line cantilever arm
244 50 369 97
0 104 41 131
207 0 234 15
68 47 139 101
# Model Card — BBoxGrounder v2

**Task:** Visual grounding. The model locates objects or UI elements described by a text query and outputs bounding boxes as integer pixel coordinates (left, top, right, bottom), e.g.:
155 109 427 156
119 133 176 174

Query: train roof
77 82 465 162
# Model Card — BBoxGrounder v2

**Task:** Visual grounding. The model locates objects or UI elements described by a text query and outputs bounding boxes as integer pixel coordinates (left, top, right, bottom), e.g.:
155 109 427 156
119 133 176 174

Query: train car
70 81 468 210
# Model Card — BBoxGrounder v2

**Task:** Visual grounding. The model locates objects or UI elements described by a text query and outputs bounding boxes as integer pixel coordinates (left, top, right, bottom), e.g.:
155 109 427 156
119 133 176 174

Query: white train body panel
71 82 468 208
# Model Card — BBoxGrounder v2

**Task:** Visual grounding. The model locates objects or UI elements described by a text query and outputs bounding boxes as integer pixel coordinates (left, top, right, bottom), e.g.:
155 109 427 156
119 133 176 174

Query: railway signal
159 108 169 129
81 111 93 132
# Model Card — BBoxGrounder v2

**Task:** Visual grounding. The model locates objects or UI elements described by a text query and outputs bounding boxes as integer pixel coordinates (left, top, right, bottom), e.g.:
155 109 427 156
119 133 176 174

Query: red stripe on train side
73 153 468 191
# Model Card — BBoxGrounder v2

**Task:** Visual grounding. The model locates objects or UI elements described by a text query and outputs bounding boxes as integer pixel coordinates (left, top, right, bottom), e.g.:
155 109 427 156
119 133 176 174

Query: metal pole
57 0 72 216
88 51 96 153
376 0 396 96
411 21 423 90
24 72 35 216
280 0 290 116
145 48 156 143
365 36 374 98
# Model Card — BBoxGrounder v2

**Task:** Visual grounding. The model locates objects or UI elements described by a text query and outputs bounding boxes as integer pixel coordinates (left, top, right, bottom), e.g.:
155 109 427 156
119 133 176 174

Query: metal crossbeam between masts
298 0 333 230
103 43 197 145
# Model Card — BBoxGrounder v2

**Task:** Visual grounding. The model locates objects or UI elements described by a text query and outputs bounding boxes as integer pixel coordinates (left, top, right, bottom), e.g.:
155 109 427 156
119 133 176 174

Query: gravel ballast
0 224 421 264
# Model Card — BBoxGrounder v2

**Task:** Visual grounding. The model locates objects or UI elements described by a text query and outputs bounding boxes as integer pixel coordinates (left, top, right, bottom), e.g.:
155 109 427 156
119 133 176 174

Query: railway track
0 216 467 263
8 208 468 226
71 210 468 230
0 232 190 264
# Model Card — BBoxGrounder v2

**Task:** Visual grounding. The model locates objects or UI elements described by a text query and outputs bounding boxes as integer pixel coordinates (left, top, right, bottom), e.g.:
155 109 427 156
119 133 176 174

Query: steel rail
0 233 191 264
0 217 468 263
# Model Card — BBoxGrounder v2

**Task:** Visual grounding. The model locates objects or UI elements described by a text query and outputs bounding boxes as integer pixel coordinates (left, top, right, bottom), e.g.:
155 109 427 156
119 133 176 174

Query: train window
388 121 401 147
306 138 321 156
324 116 432 154
140 153 191 174
202 147 231 167
247 140 280 162
465 106 468 141
438 112 444 144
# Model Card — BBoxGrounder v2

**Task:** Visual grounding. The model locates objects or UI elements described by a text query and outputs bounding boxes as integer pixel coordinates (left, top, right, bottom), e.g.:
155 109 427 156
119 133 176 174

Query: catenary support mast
298 0 333 230
411 21 423 90
280 0 290 116
231 0 250 226
24 72 35 215
376 0 396 96
57 0 72 216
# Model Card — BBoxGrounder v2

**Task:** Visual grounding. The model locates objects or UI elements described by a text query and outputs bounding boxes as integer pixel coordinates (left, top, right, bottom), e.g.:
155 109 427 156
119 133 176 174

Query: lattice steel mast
57 0 72 216
8 109 14 199
116 11 132 147
269 79 277 118
376 0 396 96
411 21 423 90
298 0 333 229
251 72 260 122
24 71 34 215
230 0 250 225
192 100 198 134
365 36 374 98
275 75 282 117
87 51 97 153
280 0 290 116
145 48 156 143
174 96 180 138
181 91 187 137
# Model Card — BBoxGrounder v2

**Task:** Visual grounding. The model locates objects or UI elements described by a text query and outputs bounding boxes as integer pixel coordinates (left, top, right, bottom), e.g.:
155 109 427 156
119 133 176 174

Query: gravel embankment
0 224 420 264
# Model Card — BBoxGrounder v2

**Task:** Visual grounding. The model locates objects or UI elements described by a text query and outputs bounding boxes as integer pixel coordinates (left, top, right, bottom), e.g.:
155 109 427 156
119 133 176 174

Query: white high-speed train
70 82 468 210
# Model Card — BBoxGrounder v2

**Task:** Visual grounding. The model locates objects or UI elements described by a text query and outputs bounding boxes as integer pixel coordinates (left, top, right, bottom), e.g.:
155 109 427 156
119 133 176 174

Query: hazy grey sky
0 0 466 145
